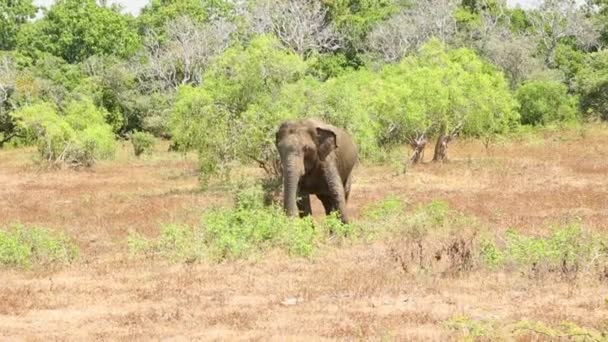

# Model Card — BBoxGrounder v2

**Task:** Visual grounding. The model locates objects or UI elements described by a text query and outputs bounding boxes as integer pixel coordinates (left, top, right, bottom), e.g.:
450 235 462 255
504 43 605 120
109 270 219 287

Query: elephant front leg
297 192 312 218
323 166 349 224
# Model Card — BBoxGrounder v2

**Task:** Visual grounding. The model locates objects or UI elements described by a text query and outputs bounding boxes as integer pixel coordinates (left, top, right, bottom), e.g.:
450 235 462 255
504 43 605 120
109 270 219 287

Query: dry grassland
1 125 607 340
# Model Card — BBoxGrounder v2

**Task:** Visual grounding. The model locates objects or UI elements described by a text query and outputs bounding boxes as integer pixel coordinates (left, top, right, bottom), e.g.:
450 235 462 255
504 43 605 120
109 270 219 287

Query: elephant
275 118 358 224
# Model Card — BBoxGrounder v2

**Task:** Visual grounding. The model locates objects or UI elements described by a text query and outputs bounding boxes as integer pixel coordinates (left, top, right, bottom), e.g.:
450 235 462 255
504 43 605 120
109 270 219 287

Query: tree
251 40 517 164
135 16 236 91
138 0 234 35
11 99 116 167
516 80 579 125
530 0 600 66
247 0 342 57
575 50 608 120
322 0 405 40
170 35 307 183
0 55 18 146
16 0 140 63
0 0 37 50
483 29 544 89
376 40 518 162
365 0 459 62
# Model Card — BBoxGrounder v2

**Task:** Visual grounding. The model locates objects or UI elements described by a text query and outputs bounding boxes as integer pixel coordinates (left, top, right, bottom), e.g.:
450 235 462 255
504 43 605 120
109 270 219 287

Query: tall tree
0 0 37 50
365 0 459 62
530 0 600 66
16 0 140 63
138 0 235 36
247 0 341 57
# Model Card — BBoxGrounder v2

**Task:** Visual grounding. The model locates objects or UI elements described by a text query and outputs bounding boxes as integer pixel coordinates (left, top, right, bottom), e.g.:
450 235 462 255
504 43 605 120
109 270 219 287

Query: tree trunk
0 132 18 148
409 134 427 164
432 134 451 162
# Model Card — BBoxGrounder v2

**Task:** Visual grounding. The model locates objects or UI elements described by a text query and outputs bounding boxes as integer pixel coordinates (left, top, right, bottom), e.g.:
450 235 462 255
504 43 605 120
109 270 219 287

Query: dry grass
1 126 608 340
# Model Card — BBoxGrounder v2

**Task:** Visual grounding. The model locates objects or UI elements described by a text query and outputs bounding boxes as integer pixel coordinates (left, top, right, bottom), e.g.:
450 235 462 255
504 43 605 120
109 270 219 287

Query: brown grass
1 126 608 340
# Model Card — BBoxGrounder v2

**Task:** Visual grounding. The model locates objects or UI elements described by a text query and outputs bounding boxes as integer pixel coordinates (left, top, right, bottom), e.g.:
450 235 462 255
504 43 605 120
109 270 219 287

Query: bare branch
248 0 342 57
134 16 236 92
365 0 459 62
0 55 16 106
530 0 601 65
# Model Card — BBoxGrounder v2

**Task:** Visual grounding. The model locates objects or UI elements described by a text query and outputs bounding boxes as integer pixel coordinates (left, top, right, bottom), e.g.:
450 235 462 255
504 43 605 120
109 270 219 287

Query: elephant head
275 119 338 217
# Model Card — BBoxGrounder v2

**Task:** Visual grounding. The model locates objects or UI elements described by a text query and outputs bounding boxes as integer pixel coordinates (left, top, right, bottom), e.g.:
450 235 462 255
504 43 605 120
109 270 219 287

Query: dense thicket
1 0 606 171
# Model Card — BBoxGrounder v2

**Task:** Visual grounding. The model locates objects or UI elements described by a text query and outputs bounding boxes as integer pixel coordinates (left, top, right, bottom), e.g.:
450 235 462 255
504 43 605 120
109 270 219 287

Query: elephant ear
316 126 337 161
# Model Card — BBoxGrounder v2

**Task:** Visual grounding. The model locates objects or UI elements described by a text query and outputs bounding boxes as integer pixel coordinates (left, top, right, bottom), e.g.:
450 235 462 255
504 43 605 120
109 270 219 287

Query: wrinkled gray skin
276 119 358 223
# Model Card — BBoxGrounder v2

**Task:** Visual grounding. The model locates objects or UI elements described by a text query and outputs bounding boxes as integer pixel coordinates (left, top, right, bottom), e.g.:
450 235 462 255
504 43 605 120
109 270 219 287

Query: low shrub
0 224 79 268
11 99 116 167
516 80 580 126
385 200 483 275
130 130 155 157
444 315 605 340
496 223 608 278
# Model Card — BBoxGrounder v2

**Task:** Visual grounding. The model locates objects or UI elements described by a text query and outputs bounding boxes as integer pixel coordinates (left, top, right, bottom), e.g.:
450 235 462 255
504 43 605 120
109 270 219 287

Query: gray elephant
275 119 358 223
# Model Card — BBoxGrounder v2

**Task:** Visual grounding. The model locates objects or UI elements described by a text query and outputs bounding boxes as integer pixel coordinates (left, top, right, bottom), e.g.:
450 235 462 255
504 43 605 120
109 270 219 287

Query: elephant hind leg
317 194 335 216
344 176 352 203
297 192 312 218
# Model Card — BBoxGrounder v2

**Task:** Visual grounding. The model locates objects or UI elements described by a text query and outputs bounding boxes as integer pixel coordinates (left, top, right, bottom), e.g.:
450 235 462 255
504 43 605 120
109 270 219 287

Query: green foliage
516 80 579 126
266 40 518 160
306 52 355 80
444 315 605 341
128 183 318 262
362 195 403 221
576 50 608 120
138 0 233 35
324 0 404 51
127 225 203 262
170 35 307 181
16 0 140 63
512 320 605 340
478 223 608 279
130 130 155 157
203 205 308 260
502 224 606 272
0 0 37 50
444 314 494 340
79 56 140 133
554 43 586 86
0 224 79 268
12 99 116 167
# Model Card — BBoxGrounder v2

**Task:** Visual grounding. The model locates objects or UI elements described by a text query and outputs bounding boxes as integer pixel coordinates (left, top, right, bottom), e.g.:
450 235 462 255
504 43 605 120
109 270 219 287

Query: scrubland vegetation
1 0 608 339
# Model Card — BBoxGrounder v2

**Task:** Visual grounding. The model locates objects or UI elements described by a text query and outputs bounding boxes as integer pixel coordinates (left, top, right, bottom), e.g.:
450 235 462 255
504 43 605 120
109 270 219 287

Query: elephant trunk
282 155 303 217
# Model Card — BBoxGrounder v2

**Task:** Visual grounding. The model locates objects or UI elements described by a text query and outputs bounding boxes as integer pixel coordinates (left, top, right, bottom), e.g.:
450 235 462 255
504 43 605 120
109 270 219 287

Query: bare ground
1 126 607 340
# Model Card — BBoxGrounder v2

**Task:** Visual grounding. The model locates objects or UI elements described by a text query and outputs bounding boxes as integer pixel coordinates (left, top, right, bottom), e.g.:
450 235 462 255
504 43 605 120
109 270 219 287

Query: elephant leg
323 165 349 224
344 175 352 203
297 192 312 218
317 194 335 216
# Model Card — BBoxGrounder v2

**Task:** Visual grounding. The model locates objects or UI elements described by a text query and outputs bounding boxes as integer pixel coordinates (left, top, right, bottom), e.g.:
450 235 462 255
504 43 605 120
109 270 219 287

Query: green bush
0 224 79 268
128 183 319 262
258 40 518 161
170 35 307 182
202 183 319 260
171 37 519 184
12 99 116 167
130 130 155 157
478 223 608 279
575 50 608 120
516 80 580 126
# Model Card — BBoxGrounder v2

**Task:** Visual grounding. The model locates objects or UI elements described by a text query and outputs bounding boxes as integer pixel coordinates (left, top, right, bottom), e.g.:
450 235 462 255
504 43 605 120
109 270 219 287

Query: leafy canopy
17 0 140 63
0 0 37 50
